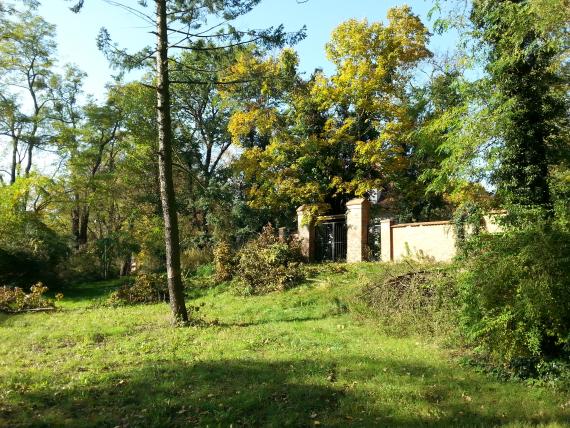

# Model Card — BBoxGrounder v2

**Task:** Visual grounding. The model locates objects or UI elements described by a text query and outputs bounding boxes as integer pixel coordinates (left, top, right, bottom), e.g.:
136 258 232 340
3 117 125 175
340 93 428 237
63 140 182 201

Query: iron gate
368 217 382 261
315 218 347 262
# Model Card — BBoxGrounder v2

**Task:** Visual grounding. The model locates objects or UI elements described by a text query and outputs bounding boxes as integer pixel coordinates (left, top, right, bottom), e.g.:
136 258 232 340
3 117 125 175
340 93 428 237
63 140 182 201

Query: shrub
459 225 570 366
0 177 69 288
0 283 58 313
213 241 236 282
234 225 304 295
108 273 169 304
0 214 68 289
357 263 458 337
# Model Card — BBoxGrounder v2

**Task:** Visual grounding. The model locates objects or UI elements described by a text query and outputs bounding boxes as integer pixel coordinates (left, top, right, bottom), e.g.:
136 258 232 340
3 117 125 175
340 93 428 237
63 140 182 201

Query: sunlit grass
1 263 568 427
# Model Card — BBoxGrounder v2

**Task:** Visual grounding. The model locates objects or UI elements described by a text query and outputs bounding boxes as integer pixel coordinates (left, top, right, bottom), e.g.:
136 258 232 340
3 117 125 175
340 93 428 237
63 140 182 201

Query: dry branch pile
358 265 456 337
0 283 57 314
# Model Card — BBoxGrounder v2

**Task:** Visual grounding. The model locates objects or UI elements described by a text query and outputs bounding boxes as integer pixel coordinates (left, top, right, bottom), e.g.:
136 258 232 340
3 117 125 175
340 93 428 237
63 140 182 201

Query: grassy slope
1 264 568 427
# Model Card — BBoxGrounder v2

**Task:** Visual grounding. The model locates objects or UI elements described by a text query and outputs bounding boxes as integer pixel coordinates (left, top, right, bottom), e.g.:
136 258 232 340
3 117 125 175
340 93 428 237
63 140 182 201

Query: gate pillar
296 205 315 261
346 198 370 263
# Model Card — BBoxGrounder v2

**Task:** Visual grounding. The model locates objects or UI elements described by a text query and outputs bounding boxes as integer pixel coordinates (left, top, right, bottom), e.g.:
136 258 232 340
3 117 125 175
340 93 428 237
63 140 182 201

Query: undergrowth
457 225 570 385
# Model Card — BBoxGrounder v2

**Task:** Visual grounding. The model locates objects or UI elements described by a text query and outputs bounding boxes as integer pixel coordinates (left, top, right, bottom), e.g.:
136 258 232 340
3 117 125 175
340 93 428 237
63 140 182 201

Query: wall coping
317 214 346 222
392 220 452 228
346 198 368 206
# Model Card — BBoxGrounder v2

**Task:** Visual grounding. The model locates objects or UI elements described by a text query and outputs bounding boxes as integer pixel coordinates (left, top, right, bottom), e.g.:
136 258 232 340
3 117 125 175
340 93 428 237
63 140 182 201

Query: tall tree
71 0 304 323
471 0 569 212
228 7 433 219
153 0 188 321
0 5 57 184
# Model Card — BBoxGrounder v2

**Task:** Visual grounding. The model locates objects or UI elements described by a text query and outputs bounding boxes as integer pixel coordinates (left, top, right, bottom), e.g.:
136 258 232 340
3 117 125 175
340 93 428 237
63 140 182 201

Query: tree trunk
120 253 132 276
72 208 80 247
10 137 17 184
72 193 89 248
24 142 33 177
155 0 188 323
78 206 89 246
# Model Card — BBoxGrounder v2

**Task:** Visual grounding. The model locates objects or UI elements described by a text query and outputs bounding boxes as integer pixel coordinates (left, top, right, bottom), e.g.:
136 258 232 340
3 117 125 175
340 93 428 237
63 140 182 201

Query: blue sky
39 0 459 101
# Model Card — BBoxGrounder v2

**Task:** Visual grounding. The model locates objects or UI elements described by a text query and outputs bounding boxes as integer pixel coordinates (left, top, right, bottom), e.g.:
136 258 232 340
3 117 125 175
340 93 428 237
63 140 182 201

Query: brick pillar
296 205 315 261
380 218 393 262
346 198 369 263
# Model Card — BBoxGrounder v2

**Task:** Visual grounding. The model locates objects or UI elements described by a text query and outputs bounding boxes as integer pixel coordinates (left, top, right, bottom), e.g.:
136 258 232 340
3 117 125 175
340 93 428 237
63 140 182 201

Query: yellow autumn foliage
227 7 432 213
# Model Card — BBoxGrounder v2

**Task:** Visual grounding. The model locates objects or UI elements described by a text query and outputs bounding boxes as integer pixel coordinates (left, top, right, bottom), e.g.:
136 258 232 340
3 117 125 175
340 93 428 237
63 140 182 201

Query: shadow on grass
3 357 566 427
208 314 334 328
57 279 126 303
57 277 219 308
0 313 10 325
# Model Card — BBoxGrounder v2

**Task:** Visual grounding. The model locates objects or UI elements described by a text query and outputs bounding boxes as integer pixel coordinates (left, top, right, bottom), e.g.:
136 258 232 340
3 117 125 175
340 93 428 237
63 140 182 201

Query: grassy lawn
1 264 568 427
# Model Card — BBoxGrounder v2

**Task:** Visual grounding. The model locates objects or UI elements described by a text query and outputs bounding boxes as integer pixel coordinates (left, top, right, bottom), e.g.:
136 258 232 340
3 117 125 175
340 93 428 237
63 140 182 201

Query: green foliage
57 246 103 284
357 263 458 338
108 273 169 305
181 247 212 274
234 225 304 295
423 0 569 218
0 181 68 288
0 282 58 313
459 225 570 366
452 202 484 251
58 234 140 284
418 75 499 207
471 0 568 212
550 165 570 230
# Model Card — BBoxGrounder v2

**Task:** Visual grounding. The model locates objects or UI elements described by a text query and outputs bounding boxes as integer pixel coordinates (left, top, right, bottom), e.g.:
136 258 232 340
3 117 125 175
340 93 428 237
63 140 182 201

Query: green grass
1 263 569 427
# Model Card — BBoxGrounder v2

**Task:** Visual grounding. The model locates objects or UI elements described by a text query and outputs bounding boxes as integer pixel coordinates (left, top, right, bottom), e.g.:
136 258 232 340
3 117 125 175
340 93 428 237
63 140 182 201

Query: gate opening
315 215 347 262
368 217 382 261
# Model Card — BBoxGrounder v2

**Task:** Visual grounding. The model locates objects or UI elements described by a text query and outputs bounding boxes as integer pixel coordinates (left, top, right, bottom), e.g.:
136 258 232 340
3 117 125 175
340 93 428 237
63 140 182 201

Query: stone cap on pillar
296 205 309 213
346 198 370 208
346 198 368 206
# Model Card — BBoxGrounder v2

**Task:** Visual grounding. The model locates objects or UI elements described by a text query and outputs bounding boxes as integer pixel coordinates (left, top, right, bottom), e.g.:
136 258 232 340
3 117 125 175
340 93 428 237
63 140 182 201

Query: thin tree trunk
72 208 80 248
78 206 89 246
155 0 188 323
120 253 132 276
24 142 33 177
10 137 17 184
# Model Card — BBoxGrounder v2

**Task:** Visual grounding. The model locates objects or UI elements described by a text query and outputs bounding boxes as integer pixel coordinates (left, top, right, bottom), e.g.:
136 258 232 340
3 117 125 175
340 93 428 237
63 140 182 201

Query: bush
108 273 169 304
234 225 304 295
0 214 68 289
459 225 570 366
0 177 69 288
213 241 236 282
0 283 59 313
357 263 458 337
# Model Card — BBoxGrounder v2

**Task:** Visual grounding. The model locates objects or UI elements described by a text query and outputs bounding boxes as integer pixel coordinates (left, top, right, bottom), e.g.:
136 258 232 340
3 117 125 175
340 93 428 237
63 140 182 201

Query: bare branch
102 0 155 25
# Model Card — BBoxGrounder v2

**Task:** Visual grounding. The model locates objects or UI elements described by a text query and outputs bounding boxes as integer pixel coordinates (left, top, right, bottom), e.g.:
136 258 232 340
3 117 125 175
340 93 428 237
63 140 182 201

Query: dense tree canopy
0 0 567 289
225 7 453 221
